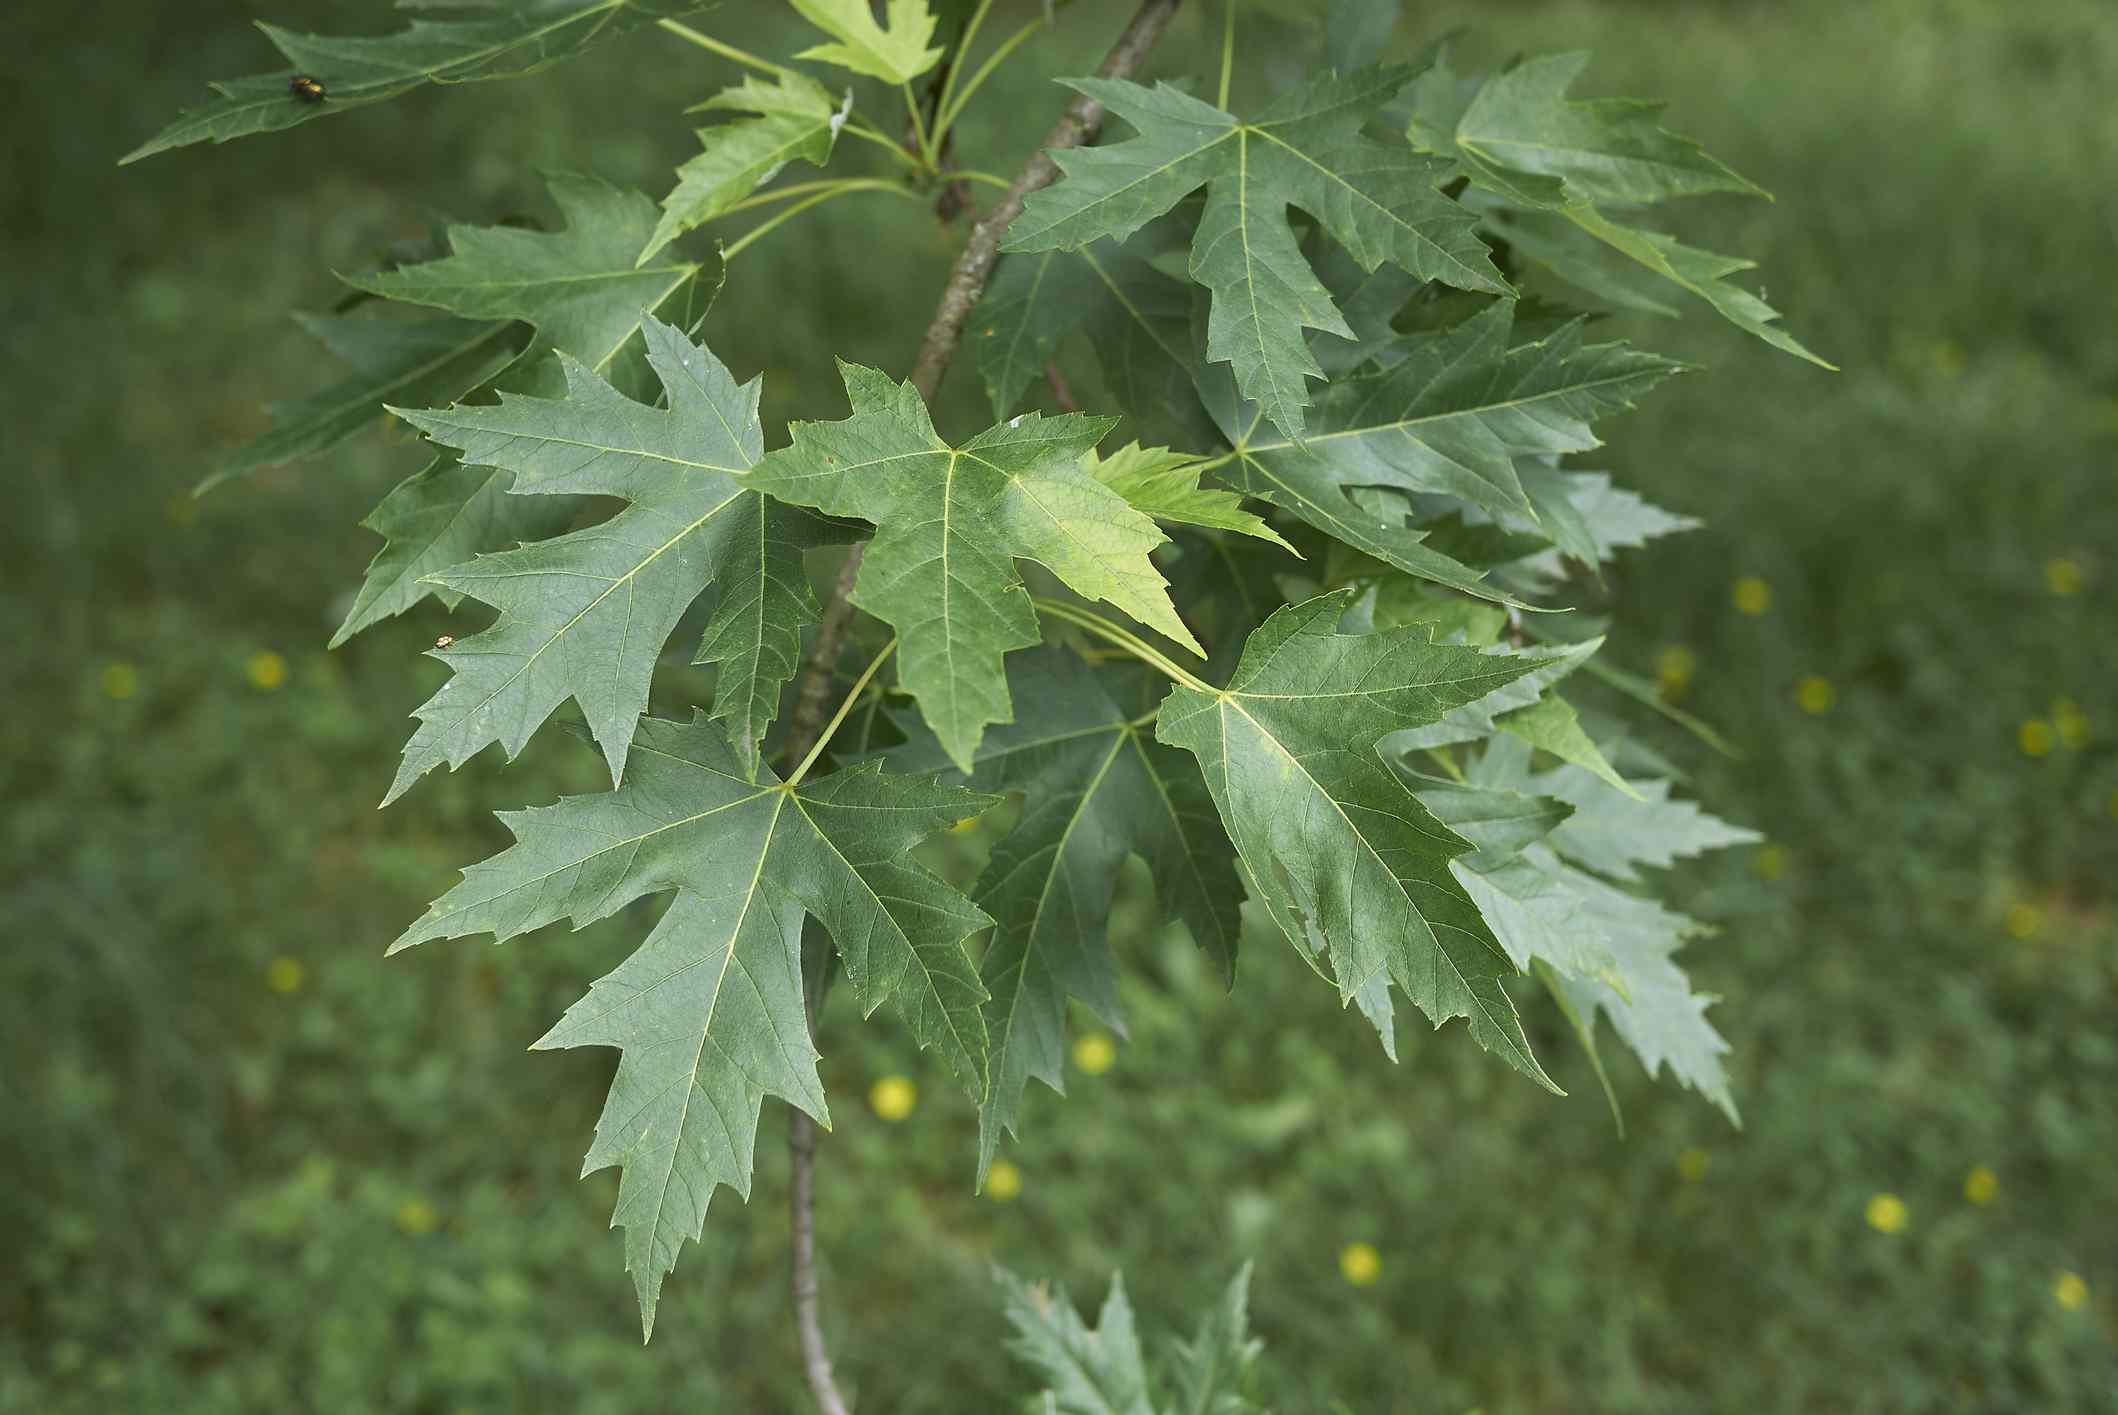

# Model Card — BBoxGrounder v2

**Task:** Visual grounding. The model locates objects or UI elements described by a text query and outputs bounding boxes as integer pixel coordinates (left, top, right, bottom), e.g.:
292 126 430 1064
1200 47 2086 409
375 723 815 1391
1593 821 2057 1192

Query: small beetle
288 74 327 103
434 634 455 650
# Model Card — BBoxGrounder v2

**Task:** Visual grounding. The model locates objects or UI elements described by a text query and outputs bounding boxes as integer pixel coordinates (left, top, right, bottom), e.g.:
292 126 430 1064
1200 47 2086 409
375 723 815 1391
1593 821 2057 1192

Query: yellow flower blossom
1864 1192 1908 1234
2053 1271 2088 1311
246 650 288 691
1676 1148 1710 1183
2005 903 2044 940
1795 676 1836 715
2044 558 2083 596
985 1159 1023 1201
266 957 306 994
100 663 139 700
1339 1241 1381 1286
869 1074 917 1122
1751 845 1788 882
2018 719 2053 757
1731 577 1772 616
394 1199 439 1235
1071 1032 1116 1076
1655 645 1698 702
1963 1166 1998 1205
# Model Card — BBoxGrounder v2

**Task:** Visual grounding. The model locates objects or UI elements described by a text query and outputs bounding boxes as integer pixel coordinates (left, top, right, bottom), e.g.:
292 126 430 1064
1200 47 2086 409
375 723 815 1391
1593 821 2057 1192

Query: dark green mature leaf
1406 51 1829 366
386 315 827 799
1155 593 1554 1084
1000 1270 1156 1415
644 71 851 264
1005 66 1507 441
203 313 514 493
123 0 691 164
747 365 1203 772
331 175 715 646
1224 302 1686 524
973 233 1219 450
884 649 1240 1182
391 713 996 1331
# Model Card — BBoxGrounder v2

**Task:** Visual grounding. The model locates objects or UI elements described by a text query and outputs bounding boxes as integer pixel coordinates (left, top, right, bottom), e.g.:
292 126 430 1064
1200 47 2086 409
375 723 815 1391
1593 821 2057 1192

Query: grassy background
4 0 2114 1410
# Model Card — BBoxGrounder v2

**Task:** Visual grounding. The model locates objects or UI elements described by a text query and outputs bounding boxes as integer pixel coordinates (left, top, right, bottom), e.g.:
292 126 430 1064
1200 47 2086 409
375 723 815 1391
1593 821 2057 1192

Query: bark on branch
779 4 1184 1412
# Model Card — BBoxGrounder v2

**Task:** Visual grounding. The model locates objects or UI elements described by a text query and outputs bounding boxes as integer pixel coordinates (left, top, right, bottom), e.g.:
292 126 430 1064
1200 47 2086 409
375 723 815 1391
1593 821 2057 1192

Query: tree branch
777 4 1184 1412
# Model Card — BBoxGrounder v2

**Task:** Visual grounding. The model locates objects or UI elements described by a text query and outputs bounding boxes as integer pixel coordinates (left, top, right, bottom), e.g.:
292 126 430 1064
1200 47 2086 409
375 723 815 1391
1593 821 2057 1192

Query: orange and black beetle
288 74 327 103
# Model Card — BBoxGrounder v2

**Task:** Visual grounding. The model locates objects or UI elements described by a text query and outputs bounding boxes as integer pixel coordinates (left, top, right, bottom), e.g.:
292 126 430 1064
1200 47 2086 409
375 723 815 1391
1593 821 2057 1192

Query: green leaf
1404 51 1830 366
391 713 996 1330
386 315 826 798
1454 52 1765 208
1006 67 1507 441
1154 593 1555 1086
1556 471 1699 560
643 71 850 264
1539 765 1761 883
123 0 686 164
1227 302 1686 524
1083 442 1292 550
973 235 1225 452
331 175 715 645
747 364 1203 771
203 313 514 493
790 0 944 84
999 1270 1156 1415
883 650 1241 1182
1166 1265 1264 1415
1498 691 1638 798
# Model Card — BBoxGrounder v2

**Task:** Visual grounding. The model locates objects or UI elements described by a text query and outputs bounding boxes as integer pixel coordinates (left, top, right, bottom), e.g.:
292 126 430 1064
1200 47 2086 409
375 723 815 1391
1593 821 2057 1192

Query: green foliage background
5 0 2114 1409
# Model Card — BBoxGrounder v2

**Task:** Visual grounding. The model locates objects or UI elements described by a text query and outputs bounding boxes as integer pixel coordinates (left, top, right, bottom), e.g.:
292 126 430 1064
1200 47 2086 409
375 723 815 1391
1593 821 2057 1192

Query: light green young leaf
123 1 689 164
643 71 849 263
203 313 514 493
391 713 996 1331
999 1270 1156 1415
884 650 1241 1183
1006 67 1506 441
1557 471 1700 560
1498 691 1638 798
1155 593 1556 1087
1166 1265 1264 1415
1084 442 1292 550
1228 302 1687 524
746 364 1203 772
384 316 820 799
331 176 716 645
1539 765 1762 882
790 0 943 84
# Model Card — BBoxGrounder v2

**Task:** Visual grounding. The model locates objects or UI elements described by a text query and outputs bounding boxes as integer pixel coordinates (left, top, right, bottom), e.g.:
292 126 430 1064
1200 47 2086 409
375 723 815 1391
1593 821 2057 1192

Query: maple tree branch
776 6 1184 1412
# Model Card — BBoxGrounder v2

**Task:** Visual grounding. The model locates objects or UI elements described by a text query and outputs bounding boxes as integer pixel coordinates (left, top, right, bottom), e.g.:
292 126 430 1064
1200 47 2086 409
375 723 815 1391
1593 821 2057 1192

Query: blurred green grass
3 0 2114 1410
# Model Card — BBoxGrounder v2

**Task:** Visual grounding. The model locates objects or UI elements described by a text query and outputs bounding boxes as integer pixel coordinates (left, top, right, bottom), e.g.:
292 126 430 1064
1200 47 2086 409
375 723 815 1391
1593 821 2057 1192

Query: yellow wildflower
1676 1148 1710 1183
1339 1242 1381 1286
246 650 288 691
2052 698 2090 750
1072 1032 1116 1076
2044 558 2083 596
1731 577 1772 616
1864 1192 1908 1234
1963 1166 1998 1206
985 1159 1023 1201
100 663 139 700
2018 719 2053 757
1751 845 1788 882
869 1074 917 1122
1655 645 1697 702
2005 903 2044 940
1795 676 1836 715
394 1199 439 1235
2053 1271 2088 1311
266 957 306 994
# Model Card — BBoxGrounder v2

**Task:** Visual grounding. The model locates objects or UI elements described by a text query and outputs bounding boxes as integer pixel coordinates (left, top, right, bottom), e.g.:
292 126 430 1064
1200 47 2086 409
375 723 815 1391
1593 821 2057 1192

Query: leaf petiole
786 638 898 787
722 180 922 258
1033 598 1212 694
933 15 1050 142
655 18 796 80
